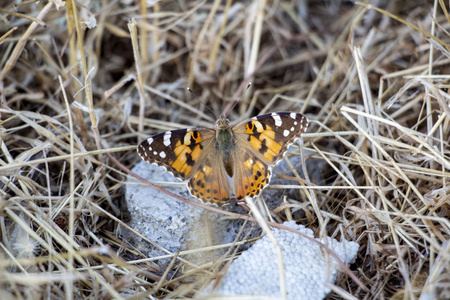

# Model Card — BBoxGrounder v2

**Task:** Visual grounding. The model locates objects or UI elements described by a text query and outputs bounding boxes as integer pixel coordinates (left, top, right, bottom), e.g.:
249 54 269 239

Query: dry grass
1 0 449 299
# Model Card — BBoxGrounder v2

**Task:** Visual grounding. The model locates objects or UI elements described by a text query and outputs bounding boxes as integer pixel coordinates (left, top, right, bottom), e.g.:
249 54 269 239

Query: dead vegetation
0 0 449 299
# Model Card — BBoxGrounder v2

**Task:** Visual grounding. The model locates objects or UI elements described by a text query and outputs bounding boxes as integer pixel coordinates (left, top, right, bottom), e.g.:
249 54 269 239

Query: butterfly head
214 114 230 130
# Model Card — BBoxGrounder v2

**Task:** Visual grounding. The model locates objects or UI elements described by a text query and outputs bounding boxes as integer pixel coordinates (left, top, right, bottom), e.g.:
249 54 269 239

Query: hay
1 0 449 298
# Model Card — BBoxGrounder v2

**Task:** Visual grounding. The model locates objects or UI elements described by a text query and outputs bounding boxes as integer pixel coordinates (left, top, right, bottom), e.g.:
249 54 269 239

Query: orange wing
231 112 308 201
187 150 231 205
231 150 272 202
138 128 214 180
138 127 232 205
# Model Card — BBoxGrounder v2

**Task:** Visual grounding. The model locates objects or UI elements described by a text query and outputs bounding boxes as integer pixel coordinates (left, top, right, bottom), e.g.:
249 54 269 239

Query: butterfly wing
138 128 213 180
230 150 272 202
231 112 308 201
138 128 231 205
187 150 231 205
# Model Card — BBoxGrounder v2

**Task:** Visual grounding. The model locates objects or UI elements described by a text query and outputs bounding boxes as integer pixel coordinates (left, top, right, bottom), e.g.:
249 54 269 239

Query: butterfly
137 112 308 205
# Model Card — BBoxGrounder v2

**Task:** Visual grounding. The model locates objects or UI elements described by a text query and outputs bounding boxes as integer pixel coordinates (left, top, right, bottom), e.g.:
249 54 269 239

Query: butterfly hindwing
138 128 215 180
231 151 272 202
187 151 231 205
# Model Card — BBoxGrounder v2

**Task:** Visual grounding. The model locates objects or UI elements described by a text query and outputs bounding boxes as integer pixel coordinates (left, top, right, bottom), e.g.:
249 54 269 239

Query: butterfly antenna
226 82 252 117
187 87 218 119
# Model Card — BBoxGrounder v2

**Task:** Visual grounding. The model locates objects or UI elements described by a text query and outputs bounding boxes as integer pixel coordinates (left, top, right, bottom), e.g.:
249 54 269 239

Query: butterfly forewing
138 128 215 180
233 112 308 165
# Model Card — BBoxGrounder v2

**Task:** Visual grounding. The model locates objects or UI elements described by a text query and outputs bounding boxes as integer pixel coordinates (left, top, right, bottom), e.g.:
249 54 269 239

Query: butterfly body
138 112 308 205
214 116 236 176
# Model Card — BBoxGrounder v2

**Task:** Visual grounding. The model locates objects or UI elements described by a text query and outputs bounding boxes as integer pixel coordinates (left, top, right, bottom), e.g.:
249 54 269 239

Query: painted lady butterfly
138 112 308 205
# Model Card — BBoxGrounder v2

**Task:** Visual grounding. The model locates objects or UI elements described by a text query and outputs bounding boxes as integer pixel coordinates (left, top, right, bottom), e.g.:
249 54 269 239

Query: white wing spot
255 121 264 132
159 151 166 158
291 127 295 131
290 113 296 119
163 131 172 146
147 137 154 145
153 151 158 155
141 148 148 157
294 121 298 125
283 130 289 137
271 113 282 127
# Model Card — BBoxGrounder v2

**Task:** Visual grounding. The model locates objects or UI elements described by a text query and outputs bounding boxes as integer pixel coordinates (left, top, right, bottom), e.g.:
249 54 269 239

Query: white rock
203 221 359 300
